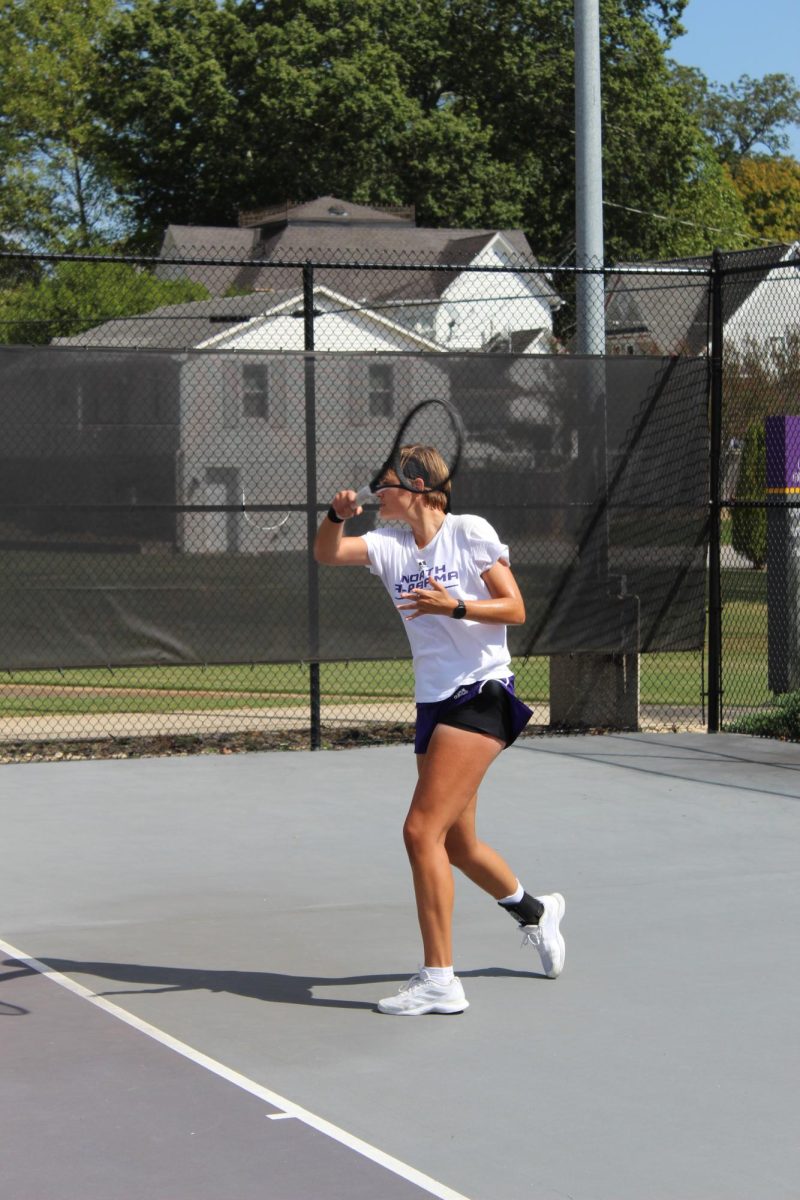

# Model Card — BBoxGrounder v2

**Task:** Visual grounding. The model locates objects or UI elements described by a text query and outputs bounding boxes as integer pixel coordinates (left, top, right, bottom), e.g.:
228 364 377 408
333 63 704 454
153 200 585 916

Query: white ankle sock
422 966 455 985
498 880 524 906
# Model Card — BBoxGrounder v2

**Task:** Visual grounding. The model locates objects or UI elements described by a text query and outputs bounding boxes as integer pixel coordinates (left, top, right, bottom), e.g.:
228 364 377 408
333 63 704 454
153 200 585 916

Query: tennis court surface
2 732 798 1200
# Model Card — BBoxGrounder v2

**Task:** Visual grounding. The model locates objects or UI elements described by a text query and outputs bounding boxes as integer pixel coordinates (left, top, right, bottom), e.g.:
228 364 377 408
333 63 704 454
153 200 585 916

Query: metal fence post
707 250 724 733
303 262 322 749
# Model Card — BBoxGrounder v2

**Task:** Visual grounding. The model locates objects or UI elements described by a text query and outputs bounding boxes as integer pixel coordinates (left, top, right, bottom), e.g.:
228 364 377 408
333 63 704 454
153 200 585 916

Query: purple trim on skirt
414 676 533 755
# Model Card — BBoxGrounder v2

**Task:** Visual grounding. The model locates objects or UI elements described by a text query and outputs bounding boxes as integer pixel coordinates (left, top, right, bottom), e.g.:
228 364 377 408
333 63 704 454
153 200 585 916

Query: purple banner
766 415 800 492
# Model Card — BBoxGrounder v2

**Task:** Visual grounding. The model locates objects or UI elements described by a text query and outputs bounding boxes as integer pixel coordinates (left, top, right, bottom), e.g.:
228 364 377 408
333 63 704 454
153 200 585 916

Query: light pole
548 0 639 730
574 0 605 357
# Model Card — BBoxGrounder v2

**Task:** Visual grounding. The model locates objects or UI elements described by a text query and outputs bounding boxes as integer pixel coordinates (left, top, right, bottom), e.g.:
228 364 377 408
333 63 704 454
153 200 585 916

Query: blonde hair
399 444 451 513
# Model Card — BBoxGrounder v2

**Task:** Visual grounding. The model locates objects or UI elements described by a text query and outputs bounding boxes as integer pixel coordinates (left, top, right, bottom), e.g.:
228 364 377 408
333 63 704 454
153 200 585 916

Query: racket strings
392 408 462 493
240 488 291 533
359 399 464 503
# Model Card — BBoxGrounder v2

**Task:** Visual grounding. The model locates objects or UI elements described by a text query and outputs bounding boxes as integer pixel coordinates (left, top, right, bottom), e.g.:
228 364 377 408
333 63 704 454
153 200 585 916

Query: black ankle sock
498 891 544 926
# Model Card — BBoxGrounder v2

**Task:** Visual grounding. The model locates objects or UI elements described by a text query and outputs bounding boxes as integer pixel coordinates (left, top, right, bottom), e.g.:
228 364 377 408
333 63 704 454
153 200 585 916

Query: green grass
0 652 705 716
2 663 308 693
715 565 770 708
720 513 732 547
0 661 413 717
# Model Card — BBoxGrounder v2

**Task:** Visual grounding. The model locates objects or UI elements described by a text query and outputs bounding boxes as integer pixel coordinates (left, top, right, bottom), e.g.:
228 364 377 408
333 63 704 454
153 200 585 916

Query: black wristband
327 506 345 524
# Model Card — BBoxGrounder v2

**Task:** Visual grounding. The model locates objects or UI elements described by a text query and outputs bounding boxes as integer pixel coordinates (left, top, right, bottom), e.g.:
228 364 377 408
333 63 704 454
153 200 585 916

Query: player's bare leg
403 724 505 966
443 791 518 897
415 729 566 978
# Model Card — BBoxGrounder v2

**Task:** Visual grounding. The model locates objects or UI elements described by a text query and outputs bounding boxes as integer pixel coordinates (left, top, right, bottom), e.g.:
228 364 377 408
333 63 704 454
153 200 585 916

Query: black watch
451 599 467 620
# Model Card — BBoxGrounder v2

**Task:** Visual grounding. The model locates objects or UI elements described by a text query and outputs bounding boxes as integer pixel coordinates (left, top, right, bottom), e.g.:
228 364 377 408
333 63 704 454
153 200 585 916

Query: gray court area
1 732 799 1200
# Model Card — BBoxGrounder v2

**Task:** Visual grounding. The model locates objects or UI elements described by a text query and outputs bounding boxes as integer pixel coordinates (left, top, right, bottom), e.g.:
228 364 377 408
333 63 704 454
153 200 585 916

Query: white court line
0 937 472 1200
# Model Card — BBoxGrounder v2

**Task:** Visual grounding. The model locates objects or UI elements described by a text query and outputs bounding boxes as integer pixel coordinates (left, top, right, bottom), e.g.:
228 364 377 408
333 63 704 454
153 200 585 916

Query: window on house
368 363 394 417
242 363 269 418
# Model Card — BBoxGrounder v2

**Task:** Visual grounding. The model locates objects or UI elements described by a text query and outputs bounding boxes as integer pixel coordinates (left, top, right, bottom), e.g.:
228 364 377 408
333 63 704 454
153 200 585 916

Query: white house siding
724 250 800 359
390 303 437 344
200 301 442 355
435 241 554 351
178 349 449 554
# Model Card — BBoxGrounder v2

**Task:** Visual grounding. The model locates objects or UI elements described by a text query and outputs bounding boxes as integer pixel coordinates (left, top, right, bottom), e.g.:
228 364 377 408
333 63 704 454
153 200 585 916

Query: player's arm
476 559 526 625
314 490 371 566
397 559 525 624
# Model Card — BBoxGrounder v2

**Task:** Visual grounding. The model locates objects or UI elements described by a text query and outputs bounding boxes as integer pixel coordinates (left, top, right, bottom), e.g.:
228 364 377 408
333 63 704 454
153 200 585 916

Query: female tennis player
314 445 565 1015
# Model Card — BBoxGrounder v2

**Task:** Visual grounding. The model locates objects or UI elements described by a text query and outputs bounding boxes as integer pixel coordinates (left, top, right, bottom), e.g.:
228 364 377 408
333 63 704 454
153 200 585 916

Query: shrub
731 419 767 568
726 691 800 739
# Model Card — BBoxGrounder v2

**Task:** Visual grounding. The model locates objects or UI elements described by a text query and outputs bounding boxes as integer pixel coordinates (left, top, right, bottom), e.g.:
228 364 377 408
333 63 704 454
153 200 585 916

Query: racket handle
353 485 375 505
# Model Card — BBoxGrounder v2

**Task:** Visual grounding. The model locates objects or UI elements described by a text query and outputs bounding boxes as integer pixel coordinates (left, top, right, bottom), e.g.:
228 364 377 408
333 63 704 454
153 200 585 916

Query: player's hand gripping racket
353 399 465 508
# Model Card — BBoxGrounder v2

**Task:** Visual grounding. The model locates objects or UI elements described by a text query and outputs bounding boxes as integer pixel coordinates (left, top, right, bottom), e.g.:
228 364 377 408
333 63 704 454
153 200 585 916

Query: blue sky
668 0 800 158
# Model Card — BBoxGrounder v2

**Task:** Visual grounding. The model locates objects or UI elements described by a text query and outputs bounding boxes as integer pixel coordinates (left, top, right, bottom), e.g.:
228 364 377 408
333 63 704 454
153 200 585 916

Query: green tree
731 420 767 570
90 0 741 260
597 44 748 259
670 66 800 168
724 332 800 443
0 73 61 256
2 0 748 259
703 73 800 166
729 155 800 244
0 0 129 248
0 153 59 258
650 140 751 257
0 260 208 344
90 0 260 239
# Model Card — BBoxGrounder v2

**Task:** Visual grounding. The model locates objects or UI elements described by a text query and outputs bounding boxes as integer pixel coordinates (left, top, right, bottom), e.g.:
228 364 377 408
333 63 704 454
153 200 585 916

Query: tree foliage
0 260 207 344
702 73 800 166
1 0 795 260
729 156 800 245
0 0 132 247
81 0 748 260
668 64 800 250
731 419 766 570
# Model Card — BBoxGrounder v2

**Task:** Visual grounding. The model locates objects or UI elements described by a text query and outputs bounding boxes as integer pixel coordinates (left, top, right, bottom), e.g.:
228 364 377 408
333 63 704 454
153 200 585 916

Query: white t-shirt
363 513 513 702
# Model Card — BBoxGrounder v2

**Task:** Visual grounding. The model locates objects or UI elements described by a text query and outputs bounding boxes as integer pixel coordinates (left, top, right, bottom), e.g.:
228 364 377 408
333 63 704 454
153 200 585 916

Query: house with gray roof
37 199 567 554
604 243 800 357
158 196 563 355
50 279 455 554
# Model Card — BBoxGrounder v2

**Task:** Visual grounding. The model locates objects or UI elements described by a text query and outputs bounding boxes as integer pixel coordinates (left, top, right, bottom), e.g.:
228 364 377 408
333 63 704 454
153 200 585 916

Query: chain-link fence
0 237 794 751
713 246 800 738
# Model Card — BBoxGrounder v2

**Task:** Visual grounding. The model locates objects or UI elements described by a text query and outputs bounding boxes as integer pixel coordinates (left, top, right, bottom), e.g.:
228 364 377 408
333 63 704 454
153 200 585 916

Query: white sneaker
377 971 469 1016
520 893 565 978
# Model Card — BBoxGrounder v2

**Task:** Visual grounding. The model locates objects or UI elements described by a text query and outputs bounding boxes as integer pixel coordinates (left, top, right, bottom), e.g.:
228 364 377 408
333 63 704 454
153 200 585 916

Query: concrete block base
549 652 640 730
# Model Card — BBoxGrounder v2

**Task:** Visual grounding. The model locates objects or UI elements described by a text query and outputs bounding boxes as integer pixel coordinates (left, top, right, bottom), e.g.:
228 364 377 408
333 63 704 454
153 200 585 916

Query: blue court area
1 733 799 1200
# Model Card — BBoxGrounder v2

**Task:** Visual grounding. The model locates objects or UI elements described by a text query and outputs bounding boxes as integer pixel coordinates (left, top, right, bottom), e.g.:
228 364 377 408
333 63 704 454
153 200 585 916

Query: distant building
39 198 567 553
604 243 800 357
158 195 564 354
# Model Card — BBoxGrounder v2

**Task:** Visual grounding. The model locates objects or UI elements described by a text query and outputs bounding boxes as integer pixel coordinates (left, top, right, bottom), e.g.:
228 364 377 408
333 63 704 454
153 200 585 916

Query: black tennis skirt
415 677 533 754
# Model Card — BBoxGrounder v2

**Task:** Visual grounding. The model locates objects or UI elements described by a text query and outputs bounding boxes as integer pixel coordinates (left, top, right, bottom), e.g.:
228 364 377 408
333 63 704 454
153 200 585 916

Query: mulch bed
0 721 606 765
0 723 417 764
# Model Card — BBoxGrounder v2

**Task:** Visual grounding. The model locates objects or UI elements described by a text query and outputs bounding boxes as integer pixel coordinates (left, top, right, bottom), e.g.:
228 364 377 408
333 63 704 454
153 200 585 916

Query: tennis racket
353 399 465 507
240 485 291 534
